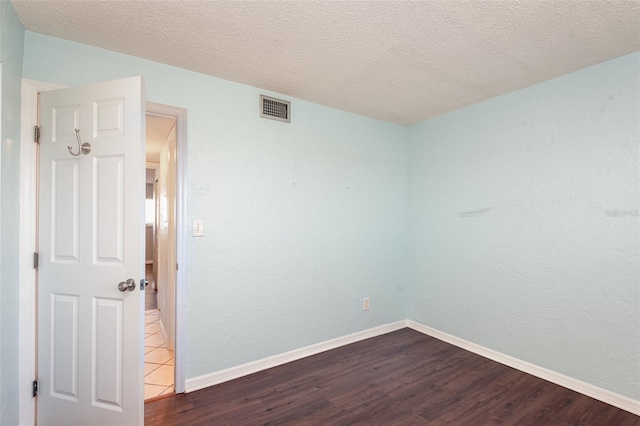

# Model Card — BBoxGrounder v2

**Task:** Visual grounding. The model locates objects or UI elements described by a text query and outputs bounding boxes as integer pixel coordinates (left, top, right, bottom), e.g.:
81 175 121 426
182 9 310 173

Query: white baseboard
185 321 406 393
184 319 639 416
159 316 170 348
407 320 640 416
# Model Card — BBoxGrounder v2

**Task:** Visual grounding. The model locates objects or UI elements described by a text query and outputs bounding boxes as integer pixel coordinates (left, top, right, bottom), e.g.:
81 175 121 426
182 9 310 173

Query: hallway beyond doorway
145 264 157 311
144 309 175 399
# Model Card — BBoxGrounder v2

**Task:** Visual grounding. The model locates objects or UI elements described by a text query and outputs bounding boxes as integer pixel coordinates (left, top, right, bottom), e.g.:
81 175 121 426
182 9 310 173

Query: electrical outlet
193 220 204 237
362 297 370 311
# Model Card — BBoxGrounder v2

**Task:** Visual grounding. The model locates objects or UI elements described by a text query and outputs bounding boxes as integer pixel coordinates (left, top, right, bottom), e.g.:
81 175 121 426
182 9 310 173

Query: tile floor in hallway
145 309 174 399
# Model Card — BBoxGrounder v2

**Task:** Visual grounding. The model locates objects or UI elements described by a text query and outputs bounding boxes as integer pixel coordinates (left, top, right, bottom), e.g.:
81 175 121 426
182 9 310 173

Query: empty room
0 1 638 425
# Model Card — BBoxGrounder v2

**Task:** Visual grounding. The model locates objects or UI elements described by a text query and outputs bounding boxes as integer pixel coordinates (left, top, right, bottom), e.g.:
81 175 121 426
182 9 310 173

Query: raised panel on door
52 104 80 144
93 98 125 138
50 294 79 402
51 159 80 263
92 297 124 411
93 156 125 265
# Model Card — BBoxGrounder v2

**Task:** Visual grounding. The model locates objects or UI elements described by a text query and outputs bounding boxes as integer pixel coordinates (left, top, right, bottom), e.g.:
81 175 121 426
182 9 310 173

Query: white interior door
38 77 145 425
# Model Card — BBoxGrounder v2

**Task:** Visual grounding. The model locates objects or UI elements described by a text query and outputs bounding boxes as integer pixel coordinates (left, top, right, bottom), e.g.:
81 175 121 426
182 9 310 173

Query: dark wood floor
145 328 639 425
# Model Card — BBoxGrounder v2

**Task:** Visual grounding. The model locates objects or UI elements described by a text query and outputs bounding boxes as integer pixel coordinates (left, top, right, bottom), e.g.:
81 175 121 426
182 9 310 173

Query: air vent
259 95 290 123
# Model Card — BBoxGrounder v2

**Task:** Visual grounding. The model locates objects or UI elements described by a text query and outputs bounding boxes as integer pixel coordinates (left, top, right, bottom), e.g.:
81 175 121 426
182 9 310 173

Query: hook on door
67 129 91 156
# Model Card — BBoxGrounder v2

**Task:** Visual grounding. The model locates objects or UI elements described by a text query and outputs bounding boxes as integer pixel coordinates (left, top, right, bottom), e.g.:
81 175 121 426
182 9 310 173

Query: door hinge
33 252 39 269
32 380 38 397
34 126 40 144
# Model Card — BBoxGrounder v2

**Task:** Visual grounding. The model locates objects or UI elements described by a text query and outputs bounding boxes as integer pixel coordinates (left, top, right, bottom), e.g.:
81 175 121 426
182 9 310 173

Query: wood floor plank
145 328 640 425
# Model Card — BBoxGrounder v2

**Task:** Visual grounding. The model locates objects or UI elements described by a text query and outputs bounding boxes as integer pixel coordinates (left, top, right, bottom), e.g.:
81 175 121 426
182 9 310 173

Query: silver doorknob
118 279 136 292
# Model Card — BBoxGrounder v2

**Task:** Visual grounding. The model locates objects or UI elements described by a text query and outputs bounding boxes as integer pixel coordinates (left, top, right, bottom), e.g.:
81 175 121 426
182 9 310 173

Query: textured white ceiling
11 0 640 125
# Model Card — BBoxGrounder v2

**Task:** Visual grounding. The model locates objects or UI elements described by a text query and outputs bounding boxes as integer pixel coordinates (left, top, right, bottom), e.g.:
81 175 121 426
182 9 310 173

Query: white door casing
38 77 145 425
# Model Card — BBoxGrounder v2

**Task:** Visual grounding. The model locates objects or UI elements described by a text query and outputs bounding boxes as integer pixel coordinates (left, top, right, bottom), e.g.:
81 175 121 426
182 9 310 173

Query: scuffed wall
407 52 640 400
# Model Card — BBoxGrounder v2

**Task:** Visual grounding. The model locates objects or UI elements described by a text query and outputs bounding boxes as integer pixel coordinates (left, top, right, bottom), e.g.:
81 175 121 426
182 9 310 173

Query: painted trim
186 321 407 393
407 320 640 416
158 316 170 348
146 101 188 394
19 79 67 426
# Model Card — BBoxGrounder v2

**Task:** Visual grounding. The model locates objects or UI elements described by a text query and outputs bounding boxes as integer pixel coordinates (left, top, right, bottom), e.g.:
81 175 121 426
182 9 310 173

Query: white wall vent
259 95 290 123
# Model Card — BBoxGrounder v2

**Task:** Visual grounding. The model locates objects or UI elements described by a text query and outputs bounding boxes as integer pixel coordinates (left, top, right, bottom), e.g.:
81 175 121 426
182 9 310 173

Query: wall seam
403 124 409 319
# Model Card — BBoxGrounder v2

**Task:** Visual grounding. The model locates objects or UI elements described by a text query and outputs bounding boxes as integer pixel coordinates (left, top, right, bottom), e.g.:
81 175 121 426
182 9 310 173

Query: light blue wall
23 31 407 378
407 52 640 400
20 28 640 405
0 1 24 424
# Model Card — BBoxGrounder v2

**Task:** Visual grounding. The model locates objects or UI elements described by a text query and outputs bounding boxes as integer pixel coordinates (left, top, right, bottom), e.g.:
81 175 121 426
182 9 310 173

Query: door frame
19 78 66 426
146 102 188 395
18 79 188 424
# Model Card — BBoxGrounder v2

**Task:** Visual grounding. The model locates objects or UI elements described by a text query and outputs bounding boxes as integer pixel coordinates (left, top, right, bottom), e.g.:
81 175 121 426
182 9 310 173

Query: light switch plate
193 220 204 237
